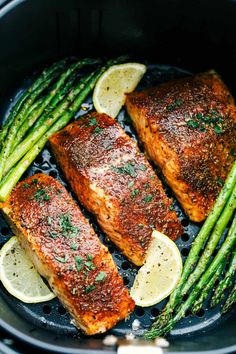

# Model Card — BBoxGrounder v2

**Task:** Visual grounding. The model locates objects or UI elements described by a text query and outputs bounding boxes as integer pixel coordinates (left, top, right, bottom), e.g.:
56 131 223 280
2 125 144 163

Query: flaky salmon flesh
0 174 134 335
49 112 182 266
126 71 236 222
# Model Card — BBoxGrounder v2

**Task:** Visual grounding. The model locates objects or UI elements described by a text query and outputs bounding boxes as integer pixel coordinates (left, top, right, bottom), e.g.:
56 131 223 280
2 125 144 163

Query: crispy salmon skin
126 71 236 222
49 112 182 266
0 174 134 335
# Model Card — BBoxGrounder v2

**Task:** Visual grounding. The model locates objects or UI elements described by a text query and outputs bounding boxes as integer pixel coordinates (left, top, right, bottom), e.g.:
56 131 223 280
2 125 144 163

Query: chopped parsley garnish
88 117 98 126
138 224 144 228
166 99 182 111
131 189 139 197
87 254 93 261
59 212 80 238
85 261 95 270
127 181 134 188
93 126 103 134
32 178 38 184
144 183 149 189
186 110 223 134
143 194 153 203
47 217 52 225
105 145 113 150
139 164 146 171
95 271 107 282
169 204 175 211
150 175 155 180
49 231 58 239
112 162 137 177
57 189 62 194
216 176 224 186
23 183 29 188
54 254 68 263
34 188 50 203
75 255 83 272
71 243 78 251
85 284 95 293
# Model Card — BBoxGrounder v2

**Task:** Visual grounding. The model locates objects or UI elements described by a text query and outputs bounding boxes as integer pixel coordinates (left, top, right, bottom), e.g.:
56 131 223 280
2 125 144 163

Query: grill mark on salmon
49 112 182 266
0 174 134 335
125 71 236 222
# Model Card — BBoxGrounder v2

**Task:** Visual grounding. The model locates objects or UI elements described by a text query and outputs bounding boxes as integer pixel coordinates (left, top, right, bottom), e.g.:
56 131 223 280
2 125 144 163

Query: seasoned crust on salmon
125 71 236 222
49 112 182 266
0 174 134 335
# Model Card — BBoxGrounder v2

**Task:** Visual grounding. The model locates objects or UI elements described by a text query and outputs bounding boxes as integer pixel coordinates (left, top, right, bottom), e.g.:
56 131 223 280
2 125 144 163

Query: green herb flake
175 99 182 106
47 216 52 225
43 194 50 201
214 125 222 134
71 243 78 251
85 261 95 270
93 126 103 134
49 231 58 239
144 183 149 189
75 256 83 272
32 178 38 184
87 254 93 261
105 145 113 151
95 271 107 282
112 162 137 178
57 189 62 194
143 194 153 203
131 189 139 197
138 224 144 228
85 284 95 293
169 204 175 211
150 175 155 180
23 183 29 188
216 177 224 187
186 120 199 129
59 212 80 238
54 254 68 263
127 181 134 188
88 117 98 126
139 164 146 171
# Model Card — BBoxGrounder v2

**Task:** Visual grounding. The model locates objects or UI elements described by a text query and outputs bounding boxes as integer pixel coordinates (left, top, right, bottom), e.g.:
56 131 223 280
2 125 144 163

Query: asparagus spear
221 281 236 314
12 59 96 151
153 161 236 329
211 249 236 307
191 261 225 315
0 57 127 200
181 184 236 295
145 214 236 339
2 72 94 178
0 59 67 147
0 65 65 182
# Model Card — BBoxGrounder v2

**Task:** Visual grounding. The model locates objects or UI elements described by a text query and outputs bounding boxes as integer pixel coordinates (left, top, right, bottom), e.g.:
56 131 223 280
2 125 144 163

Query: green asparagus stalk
221 281 236 314
181 184 236 295
0 59 68 146
191 261 225 315
0 65 66 182
0 57 127 200
11 58 96 151
153 161 236 329
211 249 236 307
2 72 94 178
145 214 236 339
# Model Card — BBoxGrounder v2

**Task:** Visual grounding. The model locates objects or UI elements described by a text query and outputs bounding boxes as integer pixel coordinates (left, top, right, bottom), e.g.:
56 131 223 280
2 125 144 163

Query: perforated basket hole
181 233 190 242
43 305 52 315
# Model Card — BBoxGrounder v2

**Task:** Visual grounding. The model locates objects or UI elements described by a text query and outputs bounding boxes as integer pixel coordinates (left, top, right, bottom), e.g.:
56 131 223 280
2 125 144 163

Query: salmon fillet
126 71 236 222
0 174 134 335
49 112 182 266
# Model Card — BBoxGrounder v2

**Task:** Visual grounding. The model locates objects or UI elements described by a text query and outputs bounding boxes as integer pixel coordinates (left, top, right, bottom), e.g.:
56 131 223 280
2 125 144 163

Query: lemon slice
93 62 146 118
0 236 55 303
130 230 182 307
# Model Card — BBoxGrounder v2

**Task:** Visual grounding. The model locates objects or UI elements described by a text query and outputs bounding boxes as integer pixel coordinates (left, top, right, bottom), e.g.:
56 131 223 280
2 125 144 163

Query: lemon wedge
130 230 182 307
0 236 55 303
93 62 146 118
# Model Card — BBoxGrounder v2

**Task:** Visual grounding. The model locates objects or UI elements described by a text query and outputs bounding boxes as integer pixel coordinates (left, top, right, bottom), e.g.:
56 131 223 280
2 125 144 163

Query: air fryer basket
0 0 235 353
